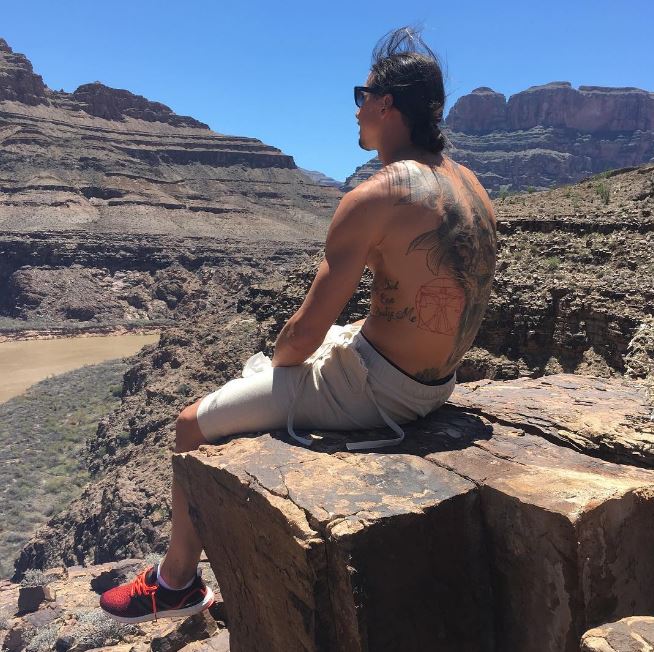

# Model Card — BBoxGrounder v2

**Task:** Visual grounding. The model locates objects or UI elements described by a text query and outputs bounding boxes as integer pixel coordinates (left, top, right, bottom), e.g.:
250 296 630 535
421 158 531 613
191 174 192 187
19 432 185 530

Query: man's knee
175 401 208 453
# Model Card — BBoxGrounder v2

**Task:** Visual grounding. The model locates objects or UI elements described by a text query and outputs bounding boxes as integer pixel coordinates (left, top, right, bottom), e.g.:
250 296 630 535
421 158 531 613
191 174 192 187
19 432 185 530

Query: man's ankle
157 563 195 591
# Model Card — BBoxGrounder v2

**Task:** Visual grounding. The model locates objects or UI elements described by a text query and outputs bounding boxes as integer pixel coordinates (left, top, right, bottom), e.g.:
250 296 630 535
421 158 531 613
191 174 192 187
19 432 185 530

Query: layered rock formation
344 82 654 194
0 37 340 238
0 230 322 327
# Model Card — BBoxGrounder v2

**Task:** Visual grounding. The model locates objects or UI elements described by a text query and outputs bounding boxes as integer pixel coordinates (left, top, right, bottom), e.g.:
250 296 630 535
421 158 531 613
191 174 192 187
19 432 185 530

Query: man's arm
272 185 381 367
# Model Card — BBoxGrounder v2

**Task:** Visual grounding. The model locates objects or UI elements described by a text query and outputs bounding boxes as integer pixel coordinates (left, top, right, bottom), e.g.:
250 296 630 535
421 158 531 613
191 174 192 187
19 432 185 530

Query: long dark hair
370 27 447 154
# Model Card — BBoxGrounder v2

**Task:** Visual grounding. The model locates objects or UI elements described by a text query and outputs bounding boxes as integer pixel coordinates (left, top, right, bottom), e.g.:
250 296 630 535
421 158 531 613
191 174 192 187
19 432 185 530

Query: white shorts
196 323 456 451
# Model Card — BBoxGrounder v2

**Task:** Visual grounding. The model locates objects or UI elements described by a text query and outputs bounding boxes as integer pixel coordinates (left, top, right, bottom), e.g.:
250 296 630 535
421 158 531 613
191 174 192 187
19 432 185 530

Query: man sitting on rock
100 26 497 623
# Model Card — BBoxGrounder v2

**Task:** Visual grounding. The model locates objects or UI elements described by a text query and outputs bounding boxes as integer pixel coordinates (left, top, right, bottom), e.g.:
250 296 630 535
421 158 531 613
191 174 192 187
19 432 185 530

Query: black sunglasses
354 85 386 108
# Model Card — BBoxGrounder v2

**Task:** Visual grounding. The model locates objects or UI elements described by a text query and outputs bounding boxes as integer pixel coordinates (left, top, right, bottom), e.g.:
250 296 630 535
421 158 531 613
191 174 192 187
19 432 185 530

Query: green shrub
70 609 138 648
527 186 535 194
109 385 123 397
20 568 52 587
5 531 26 545
25 622 60 652
545 256 561 270
43 476 68 492
595 181 610 205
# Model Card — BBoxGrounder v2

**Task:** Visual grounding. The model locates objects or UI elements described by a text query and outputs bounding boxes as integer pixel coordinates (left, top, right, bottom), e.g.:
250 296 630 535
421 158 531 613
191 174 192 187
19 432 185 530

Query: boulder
174 435 493 652
581 616 654 651
16 585 55 614
450 374 654 467
174 374 654 652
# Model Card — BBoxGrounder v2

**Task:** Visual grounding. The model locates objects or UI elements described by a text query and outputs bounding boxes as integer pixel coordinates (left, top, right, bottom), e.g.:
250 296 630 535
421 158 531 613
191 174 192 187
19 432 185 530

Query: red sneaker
99 563 214 623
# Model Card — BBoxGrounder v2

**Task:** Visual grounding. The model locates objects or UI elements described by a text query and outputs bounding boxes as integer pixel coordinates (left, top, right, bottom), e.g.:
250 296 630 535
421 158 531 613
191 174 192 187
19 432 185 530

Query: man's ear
381 93 394 112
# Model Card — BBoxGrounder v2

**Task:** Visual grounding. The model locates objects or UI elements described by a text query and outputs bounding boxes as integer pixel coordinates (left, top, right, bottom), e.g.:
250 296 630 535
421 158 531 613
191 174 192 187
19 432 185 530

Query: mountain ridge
0 37 341 238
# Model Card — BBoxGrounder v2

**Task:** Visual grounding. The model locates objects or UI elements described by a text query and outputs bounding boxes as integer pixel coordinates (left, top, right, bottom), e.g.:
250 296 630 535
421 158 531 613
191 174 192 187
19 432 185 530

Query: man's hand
271 184 383 367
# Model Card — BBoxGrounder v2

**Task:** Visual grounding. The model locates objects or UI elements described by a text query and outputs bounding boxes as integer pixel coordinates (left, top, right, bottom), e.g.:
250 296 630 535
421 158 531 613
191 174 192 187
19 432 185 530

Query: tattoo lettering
371 305 417 322
370 276 418 323
371 277 399 292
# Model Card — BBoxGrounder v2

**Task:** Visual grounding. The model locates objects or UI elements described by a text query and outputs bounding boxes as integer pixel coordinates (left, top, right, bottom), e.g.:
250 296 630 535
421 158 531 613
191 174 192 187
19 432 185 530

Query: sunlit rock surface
175 374 654 652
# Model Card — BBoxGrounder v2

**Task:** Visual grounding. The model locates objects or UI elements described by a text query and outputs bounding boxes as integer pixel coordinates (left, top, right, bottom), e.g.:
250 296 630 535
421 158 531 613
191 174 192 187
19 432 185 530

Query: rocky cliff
344 82 654 194
0 231 322 328
11 162 654 584
447 82 654 133
0 37 340 238
175 381 654 651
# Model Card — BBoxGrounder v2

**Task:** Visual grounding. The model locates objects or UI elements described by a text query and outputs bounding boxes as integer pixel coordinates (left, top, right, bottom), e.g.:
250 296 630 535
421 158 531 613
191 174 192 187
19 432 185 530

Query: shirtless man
100 26 497 623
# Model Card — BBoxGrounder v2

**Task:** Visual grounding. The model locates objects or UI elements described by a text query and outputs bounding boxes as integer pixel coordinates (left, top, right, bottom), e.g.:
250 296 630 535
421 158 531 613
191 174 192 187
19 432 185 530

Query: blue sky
2 0 653 181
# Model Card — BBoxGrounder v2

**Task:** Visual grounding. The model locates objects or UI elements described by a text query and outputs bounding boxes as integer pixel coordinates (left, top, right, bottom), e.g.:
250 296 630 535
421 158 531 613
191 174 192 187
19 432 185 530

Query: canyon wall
0 37 340 239
344 82 654 194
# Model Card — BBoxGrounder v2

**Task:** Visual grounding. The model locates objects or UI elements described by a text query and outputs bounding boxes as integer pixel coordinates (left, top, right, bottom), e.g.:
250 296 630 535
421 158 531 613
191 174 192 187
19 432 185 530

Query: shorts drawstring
345 384 405 450
286 326 407 451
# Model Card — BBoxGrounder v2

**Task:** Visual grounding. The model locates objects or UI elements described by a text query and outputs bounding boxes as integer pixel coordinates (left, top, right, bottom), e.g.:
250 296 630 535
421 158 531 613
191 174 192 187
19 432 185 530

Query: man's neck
377 143 432 167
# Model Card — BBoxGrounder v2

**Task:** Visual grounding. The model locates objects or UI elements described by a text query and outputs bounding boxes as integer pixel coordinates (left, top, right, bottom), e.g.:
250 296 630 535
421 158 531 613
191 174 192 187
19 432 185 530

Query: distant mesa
444 87 508 135
70 82 209 128
446 80 654 134
299 168 343 188
0 35 207 127
345 80 654 193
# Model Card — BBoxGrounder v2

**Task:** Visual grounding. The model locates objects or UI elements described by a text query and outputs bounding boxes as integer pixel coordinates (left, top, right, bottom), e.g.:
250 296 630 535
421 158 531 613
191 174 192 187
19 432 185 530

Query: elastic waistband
357 331 455 387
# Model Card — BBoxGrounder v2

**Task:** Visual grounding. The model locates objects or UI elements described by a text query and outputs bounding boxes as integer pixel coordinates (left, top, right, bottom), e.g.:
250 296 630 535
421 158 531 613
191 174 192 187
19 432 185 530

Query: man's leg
158 399 214 589
156 366 304 588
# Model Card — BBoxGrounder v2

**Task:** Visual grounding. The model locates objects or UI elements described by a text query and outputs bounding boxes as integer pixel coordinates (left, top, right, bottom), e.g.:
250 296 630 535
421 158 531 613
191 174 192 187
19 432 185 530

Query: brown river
0 333 160 404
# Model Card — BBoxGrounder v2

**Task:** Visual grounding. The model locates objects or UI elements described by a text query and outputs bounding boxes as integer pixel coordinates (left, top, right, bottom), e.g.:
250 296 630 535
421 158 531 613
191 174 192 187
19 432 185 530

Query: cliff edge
174 374 654 651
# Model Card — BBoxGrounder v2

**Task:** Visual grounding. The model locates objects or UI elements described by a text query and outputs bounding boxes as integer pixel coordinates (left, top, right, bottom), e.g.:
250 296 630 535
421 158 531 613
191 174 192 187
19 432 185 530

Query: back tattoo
378 160 497 368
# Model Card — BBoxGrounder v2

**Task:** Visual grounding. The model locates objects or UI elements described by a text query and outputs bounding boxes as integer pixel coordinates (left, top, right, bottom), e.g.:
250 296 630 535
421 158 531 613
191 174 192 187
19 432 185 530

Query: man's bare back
359 155 497 382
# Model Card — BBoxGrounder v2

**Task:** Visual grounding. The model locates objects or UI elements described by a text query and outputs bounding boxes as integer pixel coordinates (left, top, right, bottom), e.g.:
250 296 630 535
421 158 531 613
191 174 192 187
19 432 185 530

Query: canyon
1 36 653 652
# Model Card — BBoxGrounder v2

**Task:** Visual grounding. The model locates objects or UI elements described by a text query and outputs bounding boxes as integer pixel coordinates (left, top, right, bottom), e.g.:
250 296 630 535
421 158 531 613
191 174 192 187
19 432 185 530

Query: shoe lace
130 569 159 621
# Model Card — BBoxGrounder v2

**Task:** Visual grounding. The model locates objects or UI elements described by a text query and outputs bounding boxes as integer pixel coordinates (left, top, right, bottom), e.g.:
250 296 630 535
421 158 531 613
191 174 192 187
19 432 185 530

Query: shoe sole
102 586 215 623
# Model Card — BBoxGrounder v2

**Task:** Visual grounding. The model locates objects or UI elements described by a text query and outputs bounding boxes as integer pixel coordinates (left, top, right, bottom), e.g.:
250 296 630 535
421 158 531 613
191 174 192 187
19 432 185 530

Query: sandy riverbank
0 323 165 344
0 331 160 403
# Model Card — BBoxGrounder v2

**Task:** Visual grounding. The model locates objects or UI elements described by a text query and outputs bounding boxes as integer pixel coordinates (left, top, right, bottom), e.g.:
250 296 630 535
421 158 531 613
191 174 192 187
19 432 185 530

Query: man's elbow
279 315 325 351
